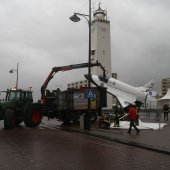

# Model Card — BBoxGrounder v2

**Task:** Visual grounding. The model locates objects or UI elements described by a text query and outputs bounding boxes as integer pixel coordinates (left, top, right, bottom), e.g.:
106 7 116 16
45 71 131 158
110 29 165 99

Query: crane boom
41 61 105 104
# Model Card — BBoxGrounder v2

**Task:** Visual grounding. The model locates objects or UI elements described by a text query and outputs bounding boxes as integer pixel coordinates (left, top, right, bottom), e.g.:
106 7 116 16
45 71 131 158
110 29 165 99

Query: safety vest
104 115 111 124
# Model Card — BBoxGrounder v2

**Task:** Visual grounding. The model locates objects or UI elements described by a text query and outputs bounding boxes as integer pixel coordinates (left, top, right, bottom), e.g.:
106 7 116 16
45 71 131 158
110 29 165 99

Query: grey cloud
0 0 170 100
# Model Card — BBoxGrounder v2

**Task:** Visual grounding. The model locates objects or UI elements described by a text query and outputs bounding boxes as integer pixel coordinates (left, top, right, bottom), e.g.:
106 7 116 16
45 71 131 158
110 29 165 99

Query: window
91 49 95 55
8 91 20 101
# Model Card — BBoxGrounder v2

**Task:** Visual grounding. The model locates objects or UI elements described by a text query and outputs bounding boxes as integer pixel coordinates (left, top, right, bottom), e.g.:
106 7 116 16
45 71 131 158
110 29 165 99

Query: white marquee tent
157 88 170 108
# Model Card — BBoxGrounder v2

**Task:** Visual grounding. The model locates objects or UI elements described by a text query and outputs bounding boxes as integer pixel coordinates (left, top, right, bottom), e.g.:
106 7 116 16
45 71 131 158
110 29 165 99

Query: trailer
43 86 107 124
40 61 107 124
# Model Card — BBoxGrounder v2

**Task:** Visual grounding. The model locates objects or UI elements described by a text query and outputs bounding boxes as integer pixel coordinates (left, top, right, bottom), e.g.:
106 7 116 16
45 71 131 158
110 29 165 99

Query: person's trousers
164 112 168 121
128 121 140 133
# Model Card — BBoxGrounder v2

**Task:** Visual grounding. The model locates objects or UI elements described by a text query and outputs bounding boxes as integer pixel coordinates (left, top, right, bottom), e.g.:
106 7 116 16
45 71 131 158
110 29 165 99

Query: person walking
127 103 140 135
163 103 169 121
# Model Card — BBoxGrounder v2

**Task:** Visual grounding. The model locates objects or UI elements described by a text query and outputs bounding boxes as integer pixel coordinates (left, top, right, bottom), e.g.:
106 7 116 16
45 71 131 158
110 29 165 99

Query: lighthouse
91 4 113 109
91 4 112 77
68 4 113 109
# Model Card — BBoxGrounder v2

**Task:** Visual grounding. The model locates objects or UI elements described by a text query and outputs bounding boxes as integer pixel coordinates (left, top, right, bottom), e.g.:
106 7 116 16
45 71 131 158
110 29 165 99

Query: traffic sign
85 89 96 99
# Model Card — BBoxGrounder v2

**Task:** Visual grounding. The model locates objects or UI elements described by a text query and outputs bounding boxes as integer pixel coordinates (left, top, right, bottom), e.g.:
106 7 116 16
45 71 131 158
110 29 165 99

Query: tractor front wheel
4 110 16 129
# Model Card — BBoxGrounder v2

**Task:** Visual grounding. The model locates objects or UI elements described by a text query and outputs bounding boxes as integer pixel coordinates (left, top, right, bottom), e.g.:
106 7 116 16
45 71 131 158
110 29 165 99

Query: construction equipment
43 86 107 124
41 61 105 105
40 61 107 124
0 88 42 129
0 61 106 129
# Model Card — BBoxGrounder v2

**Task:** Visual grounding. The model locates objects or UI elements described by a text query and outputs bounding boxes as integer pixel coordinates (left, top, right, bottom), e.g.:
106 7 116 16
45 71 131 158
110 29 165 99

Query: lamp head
70 13 81 22
9 69 14 73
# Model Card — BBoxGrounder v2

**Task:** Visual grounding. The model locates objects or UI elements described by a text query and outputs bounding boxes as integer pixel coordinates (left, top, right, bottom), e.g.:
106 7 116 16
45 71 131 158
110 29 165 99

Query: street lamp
70 0 92 130
9 63 19 89
70 13 89 23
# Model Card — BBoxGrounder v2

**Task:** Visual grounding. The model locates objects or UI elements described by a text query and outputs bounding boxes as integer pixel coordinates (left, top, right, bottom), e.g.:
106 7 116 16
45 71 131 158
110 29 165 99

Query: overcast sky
0 0 170 100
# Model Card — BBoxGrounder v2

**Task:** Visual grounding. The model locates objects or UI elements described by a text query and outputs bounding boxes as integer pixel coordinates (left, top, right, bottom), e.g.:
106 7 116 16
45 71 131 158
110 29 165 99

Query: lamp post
9 63 19 89
70 0 92 130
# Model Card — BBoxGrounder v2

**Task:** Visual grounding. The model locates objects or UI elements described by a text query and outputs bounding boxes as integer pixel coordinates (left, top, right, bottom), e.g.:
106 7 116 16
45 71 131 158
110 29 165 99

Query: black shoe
127 131 131 134
136 131 140 135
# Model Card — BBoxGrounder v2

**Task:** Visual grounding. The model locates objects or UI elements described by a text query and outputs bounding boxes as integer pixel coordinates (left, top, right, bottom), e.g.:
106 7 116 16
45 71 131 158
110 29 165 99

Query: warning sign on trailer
85 89 96 99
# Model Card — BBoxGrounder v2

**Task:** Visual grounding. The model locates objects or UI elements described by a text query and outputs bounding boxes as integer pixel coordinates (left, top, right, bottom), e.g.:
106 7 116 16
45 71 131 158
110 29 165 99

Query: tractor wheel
24 103 42 127
15 119 23 126
60 112 71 125
4 110 16 129
72 112 81 125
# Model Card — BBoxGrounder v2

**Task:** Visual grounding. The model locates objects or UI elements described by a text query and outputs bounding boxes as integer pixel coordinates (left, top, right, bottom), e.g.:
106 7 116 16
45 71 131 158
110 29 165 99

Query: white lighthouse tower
68 4 113 109
91 4 112 109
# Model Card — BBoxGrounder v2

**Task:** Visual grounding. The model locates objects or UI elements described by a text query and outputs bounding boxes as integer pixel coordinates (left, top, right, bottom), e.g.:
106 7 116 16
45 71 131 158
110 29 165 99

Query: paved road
0 119 170 170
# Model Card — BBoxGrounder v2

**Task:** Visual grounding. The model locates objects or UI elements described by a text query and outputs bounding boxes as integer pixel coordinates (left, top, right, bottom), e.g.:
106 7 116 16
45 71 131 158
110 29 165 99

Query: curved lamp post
9 63 19 89
70 0 92 130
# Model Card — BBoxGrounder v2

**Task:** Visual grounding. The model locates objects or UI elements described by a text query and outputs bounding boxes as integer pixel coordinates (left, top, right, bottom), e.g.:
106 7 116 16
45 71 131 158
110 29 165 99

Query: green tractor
0 89 42 129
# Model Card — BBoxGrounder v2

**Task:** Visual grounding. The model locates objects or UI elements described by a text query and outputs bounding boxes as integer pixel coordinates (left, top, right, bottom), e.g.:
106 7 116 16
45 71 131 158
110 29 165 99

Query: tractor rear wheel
24 103 42 127
4 110 16 129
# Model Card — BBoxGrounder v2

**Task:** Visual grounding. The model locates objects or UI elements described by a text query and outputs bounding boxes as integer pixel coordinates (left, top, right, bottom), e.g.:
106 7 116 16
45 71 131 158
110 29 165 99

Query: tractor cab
0 88 33 121
5 89 33 103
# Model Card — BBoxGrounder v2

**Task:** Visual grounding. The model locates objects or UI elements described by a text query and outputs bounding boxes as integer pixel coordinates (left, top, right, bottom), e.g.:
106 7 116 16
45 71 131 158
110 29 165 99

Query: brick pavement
62 114 170 155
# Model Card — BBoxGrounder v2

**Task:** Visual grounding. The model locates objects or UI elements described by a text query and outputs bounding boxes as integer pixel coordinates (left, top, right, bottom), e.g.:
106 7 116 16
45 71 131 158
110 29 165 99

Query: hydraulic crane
41 61 106 105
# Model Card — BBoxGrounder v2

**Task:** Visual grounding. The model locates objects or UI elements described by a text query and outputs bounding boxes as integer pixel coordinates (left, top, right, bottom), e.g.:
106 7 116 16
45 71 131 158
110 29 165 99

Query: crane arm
41 61 105 104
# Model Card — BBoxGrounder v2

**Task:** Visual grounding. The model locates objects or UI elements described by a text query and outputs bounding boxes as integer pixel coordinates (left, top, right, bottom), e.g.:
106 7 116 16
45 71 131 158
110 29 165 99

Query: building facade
68 80 88 89
162 78 170 95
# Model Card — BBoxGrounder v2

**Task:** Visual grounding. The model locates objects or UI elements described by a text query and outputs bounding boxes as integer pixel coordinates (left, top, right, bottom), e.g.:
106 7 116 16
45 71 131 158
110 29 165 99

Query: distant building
162 78 170 95
68 80 88 89
112 73 117 79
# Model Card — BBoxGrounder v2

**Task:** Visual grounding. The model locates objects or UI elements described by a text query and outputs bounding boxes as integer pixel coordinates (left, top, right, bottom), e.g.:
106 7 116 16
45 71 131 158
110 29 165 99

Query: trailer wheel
60 112 71 125
4 109 16 129
72 112 81 125
24 103 42 127
15 119 23 126
90 111 97 123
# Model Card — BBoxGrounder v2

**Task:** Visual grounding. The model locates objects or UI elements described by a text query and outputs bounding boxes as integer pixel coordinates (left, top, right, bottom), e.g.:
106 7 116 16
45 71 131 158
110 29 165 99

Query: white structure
157 88 170 109
91 5 112 109
91 5 112 77
68 4 113 109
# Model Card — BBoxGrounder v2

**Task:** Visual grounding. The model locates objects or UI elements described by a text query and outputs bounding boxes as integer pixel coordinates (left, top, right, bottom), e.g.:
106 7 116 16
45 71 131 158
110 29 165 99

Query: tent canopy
158 88 170 101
